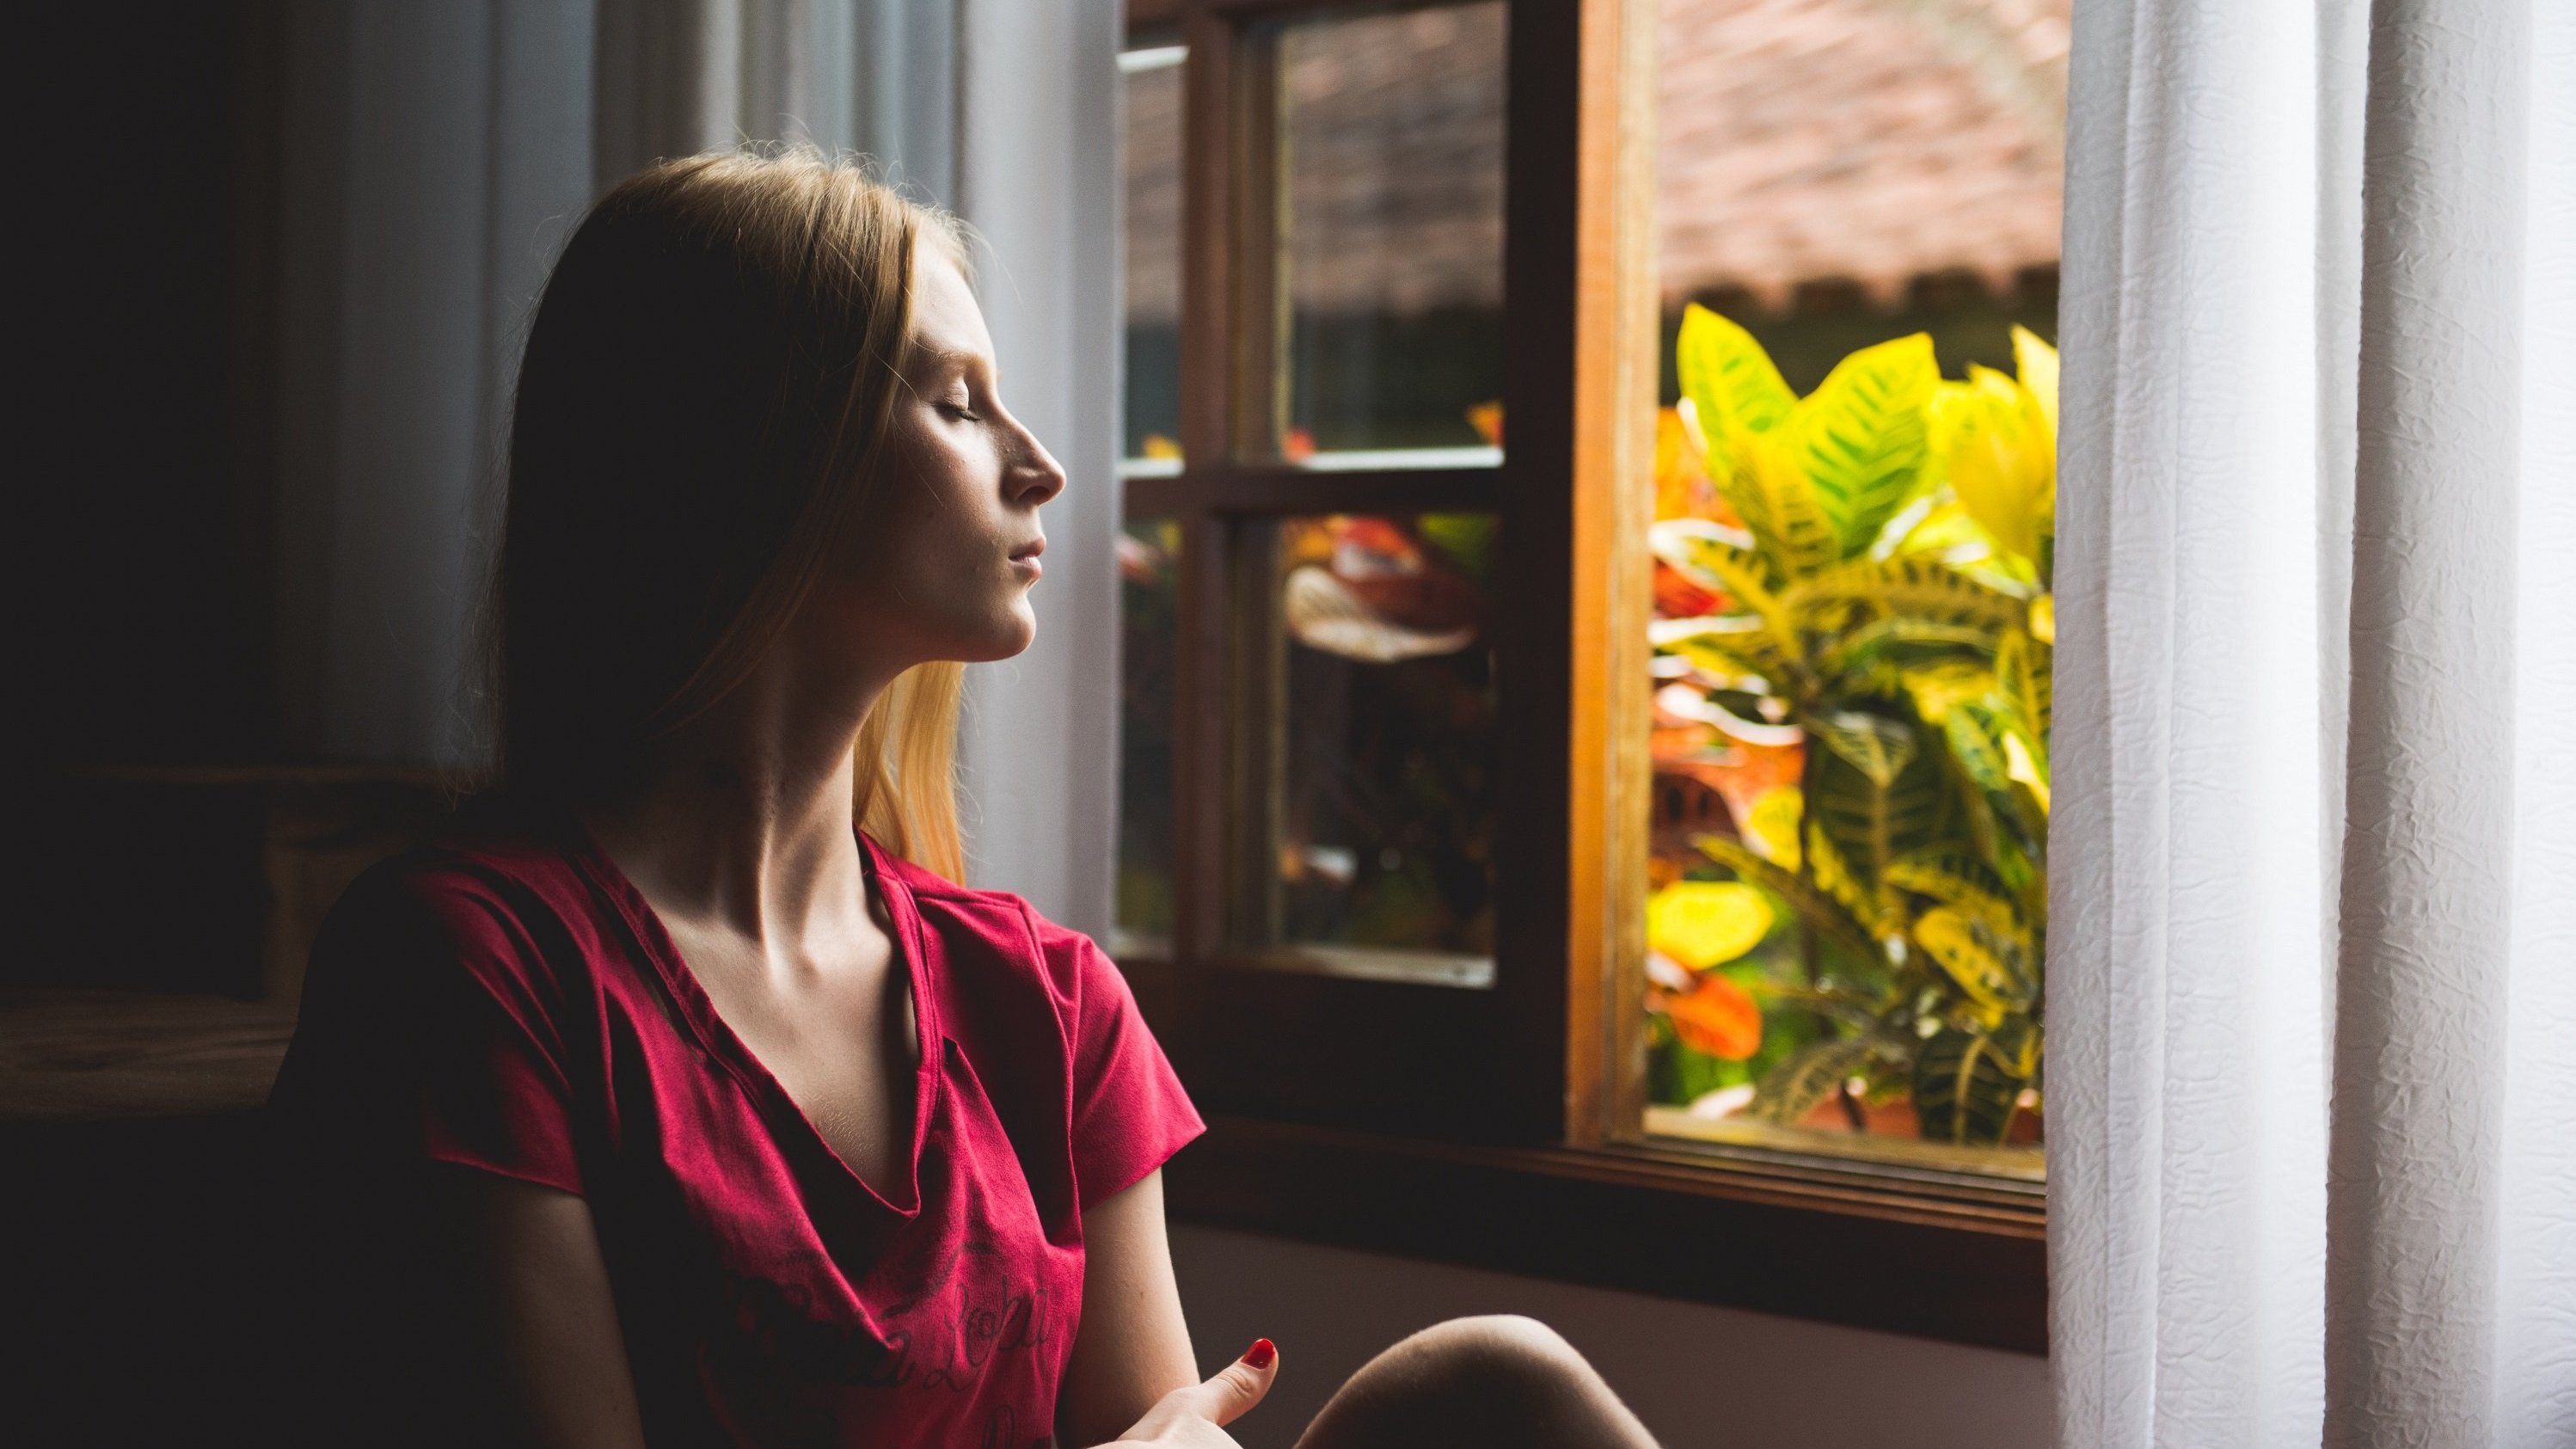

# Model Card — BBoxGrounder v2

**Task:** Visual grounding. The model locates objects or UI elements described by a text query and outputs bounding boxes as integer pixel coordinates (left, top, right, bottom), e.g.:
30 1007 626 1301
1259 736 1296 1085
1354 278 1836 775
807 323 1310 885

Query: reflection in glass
1114 520 1181 957
1236 514 1498 987
1641 0 2068 1176
1121 43 1184 470
1270 4 1506 464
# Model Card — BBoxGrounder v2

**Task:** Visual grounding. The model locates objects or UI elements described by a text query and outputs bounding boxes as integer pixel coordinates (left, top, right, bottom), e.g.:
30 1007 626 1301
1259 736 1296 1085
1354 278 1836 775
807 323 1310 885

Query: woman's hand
1102 1339 1279 1447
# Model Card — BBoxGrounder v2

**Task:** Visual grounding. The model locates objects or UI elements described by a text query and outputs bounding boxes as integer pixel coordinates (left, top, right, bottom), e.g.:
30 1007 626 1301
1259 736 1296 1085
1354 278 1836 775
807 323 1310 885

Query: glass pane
1267 3 1506 465
1236 513 1498 987
1121 42 1185 471
1114 519 1181 957
1639 0 2066 1178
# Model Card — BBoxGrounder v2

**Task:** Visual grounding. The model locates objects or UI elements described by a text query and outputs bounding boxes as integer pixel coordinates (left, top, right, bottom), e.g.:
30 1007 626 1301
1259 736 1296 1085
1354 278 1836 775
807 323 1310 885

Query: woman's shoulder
342 805 578 912
877 848 1092 947
871 847 1119 1006
316 801 619 983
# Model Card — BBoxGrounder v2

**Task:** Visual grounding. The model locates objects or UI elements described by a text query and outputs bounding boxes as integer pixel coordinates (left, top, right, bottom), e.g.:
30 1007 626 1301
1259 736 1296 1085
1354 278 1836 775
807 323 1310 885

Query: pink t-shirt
270 818 1202 1448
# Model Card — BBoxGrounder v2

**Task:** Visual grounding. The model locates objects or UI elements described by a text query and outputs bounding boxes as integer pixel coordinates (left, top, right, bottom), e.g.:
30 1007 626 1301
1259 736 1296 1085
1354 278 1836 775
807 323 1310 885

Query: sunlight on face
816 243 1068 670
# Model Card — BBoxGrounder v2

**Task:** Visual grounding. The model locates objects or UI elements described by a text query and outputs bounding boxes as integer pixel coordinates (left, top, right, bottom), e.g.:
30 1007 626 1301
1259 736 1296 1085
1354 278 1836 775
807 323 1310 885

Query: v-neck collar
573 823 944 1219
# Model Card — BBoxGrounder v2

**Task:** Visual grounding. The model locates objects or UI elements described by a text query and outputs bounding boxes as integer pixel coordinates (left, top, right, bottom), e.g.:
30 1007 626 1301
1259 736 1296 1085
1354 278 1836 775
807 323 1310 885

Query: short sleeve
277 862 589 1196
1045 920 1205 1209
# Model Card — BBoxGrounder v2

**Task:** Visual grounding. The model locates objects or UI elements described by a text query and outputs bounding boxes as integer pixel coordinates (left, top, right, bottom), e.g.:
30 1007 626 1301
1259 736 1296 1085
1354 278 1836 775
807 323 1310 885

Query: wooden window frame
1119 0 2045 1354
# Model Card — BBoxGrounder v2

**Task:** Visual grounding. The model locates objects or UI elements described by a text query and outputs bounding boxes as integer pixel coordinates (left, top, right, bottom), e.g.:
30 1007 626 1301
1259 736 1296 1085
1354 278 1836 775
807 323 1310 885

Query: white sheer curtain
273 0 595 766
592 0 961 204
2051 0 2576 1444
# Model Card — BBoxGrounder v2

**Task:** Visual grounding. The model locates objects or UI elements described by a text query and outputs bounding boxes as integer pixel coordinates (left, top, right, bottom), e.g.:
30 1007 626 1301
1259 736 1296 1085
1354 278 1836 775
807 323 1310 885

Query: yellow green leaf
1812 710 1917 788
1723 432 1843 578
1898 660 1994 728
1946 699 2014 793
1647 880 1776 970
1996 628 2052 745
1693 836 1881 961
1887 493 1981 558
1884 851 2026 942
1914 1022 2036 1145
1800 820 1882 934
1786 556 2027 635
1788 331 1937 555
1914 906 2031 1015
2004 731 2051 815
2012 325 2059 439
1675 304 1795 484
1940 365 2054 565
1665 632 1779 689
1745 786 1803 869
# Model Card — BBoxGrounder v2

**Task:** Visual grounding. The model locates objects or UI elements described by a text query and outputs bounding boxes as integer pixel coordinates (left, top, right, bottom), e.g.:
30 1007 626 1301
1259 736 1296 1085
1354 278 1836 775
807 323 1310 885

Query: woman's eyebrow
914 344 988 375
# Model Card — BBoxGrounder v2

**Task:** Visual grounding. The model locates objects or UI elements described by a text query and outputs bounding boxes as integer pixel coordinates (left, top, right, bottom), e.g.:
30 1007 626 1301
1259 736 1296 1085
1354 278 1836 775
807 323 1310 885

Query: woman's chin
963 608 1037 663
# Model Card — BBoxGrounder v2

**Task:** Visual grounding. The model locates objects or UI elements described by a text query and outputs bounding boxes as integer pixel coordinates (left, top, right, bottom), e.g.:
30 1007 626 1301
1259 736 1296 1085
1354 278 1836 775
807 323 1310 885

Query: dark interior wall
15 3 278 768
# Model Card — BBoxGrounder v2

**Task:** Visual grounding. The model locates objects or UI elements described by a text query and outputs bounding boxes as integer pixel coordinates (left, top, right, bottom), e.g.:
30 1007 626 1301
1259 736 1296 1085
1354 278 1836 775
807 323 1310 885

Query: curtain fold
592 0 960 204
273 0 594 765
2494 9 2576 1440
2052 0 2575 1444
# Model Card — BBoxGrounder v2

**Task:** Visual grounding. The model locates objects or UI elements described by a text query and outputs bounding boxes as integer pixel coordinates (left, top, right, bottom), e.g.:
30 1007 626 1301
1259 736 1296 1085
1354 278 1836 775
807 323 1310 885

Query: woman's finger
1176 1338 1278 1428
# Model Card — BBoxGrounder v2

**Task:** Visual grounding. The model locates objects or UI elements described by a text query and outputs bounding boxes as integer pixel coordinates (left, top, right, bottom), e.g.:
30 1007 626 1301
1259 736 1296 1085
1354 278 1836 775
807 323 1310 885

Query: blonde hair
497 148 968 881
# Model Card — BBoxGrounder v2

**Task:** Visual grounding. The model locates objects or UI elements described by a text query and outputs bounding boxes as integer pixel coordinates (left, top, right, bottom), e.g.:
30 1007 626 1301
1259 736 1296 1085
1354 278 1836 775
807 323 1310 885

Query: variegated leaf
1788 332 1938 556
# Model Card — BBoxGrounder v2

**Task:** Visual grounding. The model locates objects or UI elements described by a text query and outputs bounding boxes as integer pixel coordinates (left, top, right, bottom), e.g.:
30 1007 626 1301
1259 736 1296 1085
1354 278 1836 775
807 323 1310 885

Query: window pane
1639 0 2065 1177
1265 4 1506 465
1122 43 1184 470
1234 513 1498 987
1115 519 1181 957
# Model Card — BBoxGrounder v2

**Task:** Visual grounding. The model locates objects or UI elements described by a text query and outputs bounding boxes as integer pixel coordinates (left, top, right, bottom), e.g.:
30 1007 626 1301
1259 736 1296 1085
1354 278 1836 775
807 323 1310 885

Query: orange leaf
1666 972 1763 1060
1653 559 1726 617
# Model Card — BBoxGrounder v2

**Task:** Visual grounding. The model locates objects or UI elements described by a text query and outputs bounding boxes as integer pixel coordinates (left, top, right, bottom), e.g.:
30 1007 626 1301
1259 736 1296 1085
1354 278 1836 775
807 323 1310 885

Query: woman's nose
1009 432 1067 507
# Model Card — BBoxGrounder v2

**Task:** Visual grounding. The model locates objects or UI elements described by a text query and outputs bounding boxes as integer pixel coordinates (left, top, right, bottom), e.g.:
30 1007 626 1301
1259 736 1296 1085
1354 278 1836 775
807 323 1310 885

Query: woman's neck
583 648 898 948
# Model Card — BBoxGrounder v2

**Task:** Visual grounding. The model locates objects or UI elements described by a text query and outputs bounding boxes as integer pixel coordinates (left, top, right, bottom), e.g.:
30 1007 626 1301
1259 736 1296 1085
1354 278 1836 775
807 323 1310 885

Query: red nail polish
1242 1337 1277 1370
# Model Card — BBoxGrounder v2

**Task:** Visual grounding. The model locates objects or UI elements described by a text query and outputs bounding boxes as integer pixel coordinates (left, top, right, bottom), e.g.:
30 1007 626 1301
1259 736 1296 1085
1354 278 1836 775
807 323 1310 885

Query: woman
270 150 1657 1449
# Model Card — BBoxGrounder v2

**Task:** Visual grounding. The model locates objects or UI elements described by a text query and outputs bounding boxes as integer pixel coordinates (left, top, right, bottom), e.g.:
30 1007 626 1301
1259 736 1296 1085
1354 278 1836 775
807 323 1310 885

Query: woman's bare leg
1291 1315 1659 1449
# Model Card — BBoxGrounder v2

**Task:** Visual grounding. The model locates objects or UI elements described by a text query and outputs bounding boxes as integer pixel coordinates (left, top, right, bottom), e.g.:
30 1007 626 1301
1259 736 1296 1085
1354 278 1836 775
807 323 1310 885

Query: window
1262 6 1506 464
1633 0 2064 1179
1117 0 2058 1351
1117 35 1187 958
1120 39 1187 470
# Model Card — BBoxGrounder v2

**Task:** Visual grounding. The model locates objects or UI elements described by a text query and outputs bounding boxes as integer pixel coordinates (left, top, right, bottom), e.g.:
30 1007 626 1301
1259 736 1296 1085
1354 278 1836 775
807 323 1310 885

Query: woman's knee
1298 1315 1653 1449
1395 1314 1592 1392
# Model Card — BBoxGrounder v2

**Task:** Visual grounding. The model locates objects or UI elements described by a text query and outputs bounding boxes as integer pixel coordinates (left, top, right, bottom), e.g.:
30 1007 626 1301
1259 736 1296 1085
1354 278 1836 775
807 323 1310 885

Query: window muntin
1635 0 2067 1176
1258 3 1507 466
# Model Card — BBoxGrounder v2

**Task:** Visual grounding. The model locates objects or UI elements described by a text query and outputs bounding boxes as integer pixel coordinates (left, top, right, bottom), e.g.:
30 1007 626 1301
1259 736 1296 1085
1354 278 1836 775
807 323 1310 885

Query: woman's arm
426 1166 647 1449
1055 1170 1202 1446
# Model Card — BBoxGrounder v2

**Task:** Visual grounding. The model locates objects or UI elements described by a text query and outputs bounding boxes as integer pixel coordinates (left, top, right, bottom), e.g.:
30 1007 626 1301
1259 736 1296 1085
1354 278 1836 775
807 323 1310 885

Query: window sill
1162 1114 2046 1354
